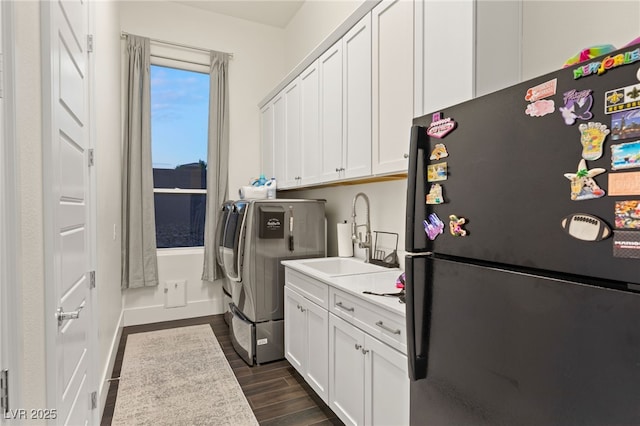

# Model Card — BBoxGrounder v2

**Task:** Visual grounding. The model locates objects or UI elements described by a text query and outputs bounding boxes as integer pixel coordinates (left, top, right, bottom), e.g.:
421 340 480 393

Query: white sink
297 257 392 276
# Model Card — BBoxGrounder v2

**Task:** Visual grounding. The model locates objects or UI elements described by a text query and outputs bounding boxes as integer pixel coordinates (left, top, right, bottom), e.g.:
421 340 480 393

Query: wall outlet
164 280 187 308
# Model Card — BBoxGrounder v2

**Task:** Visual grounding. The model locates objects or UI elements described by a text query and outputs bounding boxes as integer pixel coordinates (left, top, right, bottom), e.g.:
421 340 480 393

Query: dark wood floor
101 314 343 425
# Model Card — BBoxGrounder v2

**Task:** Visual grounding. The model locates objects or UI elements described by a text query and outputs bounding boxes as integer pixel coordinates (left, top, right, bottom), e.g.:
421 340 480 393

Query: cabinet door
372 0 413 175
272 93 286 185
414 0 474 116
320 41 343 182
283 79 301 188
284 287 307 374
329 314 365 426
364 334 410 426
342 13 372 180
300 61 322 186
260 102 275 179
305 298 329 403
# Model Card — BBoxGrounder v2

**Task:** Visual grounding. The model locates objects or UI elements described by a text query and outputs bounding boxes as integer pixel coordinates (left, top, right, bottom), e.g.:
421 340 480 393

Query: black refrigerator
405 43 640 426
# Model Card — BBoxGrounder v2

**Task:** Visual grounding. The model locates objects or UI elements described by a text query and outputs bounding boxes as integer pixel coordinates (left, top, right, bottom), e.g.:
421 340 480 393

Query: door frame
0 0 22 418
40 1 98 423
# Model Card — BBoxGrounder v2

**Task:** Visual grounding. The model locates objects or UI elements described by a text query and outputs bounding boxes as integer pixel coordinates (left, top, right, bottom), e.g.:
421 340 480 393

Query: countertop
282 258 406 317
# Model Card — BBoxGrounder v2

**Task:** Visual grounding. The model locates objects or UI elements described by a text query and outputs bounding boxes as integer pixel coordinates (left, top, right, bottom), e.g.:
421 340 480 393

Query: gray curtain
121 35 159 289
202 51 230 282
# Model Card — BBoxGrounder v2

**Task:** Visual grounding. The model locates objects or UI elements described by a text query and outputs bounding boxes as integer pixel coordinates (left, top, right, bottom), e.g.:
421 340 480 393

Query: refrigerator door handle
406 256 430 381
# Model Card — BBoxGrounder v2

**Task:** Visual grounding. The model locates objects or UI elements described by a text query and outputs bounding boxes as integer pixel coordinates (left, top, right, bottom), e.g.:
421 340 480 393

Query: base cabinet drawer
330 287 406 354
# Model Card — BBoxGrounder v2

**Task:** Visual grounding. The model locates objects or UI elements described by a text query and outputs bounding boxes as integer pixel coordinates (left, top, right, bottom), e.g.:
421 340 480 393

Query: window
151 64 210 248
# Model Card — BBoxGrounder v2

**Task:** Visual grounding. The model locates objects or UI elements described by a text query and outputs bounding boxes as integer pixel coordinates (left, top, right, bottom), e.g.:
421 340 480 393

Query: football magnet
561 214 611 241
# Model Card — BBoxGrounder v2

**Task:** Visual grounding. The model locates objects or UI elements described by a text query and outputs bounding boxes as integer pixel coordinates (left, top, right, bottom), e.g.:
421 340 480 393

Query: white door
305 297 329 403
319 41 343 182
284 287 307 373
329 314 365 426
372 0 414 175
342 13 372 180
364 335 410 426
283 78 301 187
42 1 96 424
300 60 321 186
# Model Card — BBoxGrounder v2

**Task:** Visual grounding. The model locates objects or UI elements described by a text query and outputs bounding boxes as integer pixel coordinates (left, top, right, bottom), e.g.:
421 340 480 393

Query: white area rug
111 325 258 426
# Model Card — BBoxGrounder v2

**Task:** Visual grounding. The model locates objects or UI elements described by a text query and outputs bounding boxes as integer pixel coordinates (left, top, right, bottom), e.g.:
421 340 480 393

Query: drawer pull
375 320 401 335
336 302 355 312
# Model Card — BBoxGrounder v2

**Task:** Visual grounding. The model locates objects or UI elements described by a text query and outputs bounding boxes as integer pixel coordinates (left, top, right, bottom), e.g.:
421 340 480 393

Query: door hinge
90 391 97 410
89 270 96 289
88 149 95 167
87 34 94 53
1 369 9 416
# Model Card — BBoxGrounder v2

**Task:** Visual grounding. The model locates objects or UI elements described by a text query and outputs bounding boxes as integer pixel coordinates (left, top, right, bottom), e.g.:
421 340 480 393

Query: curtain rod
120 31 234 59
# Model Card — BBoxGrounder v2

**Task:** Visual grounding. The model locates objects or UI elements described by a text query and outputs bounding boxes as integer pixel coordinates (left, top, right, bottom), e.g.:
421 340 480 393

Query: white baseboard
99 309 124 420
123 298 224 327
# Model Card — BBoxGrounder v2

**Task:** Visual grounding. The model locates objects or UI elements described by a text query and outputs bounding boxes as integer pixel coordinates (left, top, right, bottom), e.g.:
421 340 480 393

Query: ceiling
171 1 306 28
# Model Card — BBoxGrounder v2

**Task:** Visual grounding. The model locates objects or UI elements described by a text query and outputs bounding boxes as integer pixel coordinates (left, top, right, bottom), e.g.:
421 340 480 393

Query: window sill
157 247 205 257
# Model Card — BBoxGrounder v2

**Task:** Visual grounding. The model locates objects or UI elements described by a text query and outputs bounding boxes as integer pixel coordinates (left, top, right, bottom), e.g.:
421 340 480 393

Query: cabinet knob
336 168 340 172
361 348 369 355
403 153 409 159
355 343 362 350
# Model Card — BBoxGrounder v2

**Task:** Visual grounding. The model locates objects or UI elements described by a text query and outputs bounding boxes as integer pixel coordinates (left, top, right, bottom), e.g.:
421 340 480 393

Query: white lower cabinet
284 267 409 425
284 286 329 403
329 313 409 426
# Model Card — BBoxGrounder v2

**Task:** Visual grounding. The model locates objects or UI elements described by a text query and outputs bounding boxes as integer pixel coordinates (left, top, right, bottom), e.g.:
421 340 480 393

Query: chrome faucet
351 192 372 263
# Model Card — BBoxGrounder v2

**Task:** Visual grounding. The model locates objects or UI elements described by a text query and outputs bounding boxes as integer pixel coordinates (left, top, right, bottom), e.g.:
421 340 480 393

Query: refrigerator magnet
426 112 457 138
605 84 640 115
611 140 640 170
525 99 555 117
611 109 640 141
427 162 448 182
426 183 445 205
448 215 468 237
613 230 640 258
564 159 606 200
614 200 640 229
608 171 640 196
559 89 593 125
561 213 611 241
429 143 449 160
579 122 610 160
524 78 557 102
423 213 444 241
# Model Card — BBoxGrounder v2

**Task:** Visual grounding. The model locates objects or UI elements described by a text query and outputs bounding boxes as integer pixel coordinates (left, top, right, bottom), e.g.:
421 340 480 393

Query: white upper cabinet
300 60 323 186
372 0 414 175
342 13 372 180
283 78 302 188
320 41 344 182
272 92 286 185
260 102 274 179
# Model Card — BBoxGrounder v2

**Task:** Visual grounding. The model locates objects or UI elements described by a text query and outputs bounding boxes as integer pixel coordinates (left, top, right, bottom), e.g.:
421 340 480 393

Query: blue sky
151 65 210 169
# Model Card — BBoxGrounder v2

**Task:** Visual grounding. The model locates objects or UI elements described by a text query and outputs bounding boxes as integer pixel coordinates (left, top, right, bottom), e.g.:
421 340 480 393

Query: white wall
522 1 640 80
93 0 125 410
285 179 408 267
283 0 365 70
119 1 286 324
13 0 46 412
